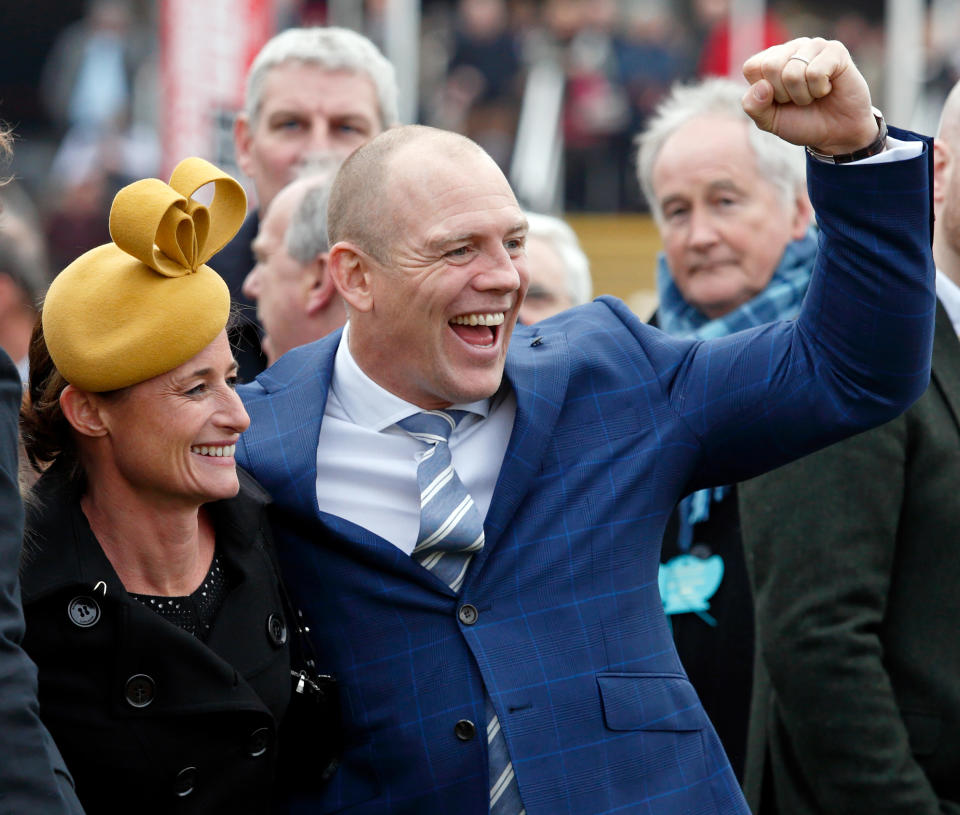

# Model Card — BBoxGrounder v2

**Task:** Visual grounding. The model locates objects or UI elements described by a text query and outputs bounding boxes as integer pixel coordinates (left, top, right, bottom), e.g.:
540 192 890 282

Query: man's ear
933 138 951 208
328 243 375 313
789 187 814 241
233 113 256 179
303 252 337 317
59 385 109 438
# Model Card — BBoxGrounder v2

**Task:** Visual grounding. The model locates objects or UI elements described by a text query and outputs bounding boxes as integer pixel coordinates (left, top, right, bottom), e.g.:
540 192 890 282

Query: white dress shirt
314 323 517 554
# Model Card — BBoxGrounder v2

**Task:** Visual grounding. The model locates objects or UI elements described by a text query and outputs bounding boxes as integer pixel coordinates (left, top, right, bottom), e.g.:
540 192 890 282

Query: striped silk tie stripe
396 410 525 814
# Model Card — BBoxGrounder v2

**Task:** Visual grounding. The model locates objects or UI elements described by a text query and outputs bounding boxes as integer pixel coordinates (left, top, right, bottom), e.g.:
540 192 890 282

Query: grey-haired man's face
235 62 382 211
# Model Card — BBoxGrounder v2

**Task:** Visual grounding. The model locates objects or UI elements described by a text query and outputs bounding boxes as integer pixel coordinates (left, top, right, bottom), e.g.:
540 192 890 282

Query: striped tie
396 410 525 815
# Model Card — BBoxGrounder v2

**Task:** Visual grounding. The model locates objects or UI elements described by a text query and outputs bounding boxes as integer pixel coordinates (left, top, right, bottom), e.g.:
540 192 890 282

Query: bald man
237 38 935 815
243 164 343 365
737 78 960 815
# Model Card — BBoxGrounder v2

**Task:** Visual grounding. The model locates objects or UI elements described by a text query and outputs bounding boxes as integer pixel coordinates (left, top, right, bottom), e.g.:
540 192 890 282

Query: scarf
656 226 819 549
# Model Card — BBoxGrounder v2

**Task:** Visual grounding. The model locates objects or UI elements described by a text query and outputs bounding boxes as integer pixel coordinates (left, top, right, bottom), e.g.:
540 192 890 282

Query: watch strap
806 107 888 164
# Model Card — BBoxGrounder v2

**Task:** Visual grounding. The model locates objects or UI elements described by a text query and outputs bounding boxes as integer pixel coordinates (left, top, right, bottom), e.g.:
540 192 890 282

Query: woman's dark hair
20 314 82 482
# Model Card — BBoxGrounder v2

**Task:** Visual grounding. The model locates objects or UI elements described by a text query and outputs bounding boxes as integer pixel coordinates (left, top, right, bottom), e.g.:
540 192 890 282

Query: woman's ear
59 385 108 438
328 242 375 313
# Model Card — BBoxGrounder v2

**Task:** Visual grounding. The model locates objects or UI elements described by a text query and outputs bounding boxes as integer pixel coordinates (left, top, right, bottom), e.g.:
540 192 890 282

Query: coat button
266 613 287 647
173 766 197 797
67 596 100 628
454 719 477 741
124 674 155 708
458 604 478 625
247 726 271 757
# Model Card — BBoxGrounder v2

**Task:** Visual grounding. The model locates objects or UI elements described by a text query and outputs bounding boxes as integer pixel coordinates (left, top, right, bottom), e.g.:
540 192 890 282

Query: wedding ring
788 54 811 65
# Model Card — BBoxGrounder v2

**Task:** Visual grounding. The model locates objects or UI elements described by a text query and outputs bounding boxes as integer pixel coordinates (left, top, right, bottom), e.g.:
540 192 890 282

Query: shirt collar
331 322 492 431
936 269 960 335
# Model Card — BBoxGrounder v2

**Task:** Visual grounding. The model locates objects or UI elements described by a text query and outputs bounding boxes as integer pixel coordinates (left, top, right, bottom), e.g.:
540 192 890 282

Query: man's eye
226 376 239 390
185 384 206 396
446 246 471 258
274 118 304 131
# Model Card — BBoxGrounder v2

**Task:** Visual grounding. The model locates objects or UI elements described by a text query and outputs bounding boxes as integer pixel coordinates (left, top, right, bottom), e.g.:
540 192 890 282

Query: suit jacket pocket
594 672 731 812
597 671 707 732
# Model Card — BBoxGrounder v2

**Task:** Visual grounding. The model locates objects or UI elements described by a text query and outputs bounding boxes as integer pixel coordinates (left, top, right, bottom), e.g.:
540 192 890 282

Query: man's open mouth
449 312 505 347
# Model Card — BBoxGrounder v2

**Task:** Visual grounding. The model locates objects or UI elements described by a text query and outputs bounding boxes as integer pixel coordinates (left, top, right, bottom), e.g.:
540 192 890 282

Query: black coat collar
21 466 272 604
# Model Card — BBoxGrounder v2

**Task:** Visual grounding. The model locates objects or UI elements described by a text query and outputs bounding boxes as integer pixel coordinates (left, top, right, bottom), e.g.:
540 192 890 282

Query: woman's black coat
20 466 292 814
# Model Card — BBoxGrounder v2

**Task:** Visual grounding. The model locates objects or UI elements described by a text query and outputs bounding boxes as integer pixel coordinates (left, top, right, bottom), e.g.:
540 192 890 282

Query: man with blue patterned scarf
636 76 816 780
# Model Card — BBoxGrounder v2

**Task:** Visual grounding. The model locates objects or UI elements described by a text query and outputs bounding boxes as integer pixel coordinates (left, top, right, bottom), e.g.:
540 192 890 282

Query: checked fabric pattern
396 409 525 815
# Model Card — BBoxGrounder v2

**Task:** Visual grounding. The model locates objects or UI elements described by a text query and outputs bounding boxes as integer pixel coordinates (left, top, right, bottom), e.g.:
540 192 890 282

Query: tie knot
396 409 468 445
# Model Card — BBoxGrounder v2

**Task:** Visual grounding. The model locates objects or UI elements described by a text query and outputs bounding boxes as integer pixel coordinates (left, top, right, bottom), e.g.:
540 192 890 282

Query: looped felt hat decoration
42 157 246 392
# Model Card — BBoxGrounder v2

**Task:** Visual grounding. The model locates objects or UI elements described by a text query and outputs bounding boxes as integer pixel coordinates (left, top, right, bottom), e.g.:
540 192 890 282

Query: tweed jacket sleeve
737 304 960 814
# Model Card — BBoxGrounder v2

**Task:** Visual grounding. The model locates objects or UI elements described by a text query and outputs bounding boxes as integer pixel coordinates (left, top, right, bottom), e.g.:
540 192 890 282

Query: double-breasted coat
20 466 292 814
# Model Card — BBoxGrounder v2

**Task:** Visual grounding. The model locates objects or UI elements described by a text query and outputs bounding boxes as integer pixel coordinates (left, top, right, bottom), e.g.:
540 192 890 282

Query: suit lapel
316 509 461 593
246 336 339 521
467 329 570 581
931 300 960 430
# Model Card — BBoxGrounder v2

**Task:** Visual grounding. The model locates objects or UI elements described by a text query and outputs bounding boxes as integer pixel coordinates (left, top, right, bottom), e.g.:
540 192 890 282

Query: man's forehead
259 63 380 114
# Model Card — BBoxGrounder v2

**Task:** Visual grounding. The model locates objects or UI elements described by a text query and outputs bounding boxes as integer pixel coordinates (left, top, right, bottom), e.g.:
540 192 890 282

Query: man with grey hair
215 25 399 379
635 76 814 780
736 77 960 814
242 160 343 365
518 212 593 324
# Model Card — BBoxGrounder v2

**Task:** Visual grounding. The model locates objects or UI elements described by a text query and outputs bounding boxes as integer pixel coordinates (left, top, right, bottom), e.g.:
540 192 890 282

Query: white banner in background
160 0 273 179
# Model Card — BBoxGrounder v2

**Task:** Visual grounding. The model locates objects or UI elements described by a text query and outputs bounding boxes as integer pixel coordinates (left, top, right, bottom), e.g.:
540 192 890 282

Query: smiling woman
16 158 333 814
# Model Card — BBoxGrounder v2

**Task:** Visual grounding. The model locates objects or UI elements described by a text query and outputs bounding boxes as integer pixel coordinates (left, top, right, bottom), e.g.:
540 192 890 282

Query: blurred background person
694 0 790 78
0 203 51 383
243 159 343 365
636 76 813 780
0 123 85 815
219 25 399 381
39 0 158 258
18 158 299 814
519 210 592 323
438 0 522 171
737 77 960 815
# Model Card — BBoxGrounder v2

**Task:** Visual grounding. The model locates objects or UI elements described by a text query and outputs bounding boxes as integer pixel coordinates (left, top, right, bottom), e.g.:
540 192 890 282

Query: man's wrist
807 108 888 164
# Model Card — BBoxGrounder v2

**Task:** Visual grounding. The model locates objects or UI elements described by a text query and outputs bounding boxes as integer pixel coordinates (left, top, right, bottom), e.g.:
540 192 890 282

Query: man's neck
933 233 960 288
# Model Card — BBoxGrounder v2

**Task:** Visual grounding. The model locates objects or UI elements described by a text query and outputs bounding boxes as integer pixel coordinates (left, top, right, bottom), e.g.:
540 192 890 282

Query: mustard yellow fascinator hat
42 157 246 392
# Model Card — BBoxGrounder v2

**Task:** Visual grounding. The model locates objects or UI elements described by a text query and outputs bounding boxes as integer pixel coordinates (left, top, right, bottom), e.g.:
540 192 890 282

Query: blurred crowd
2 0 960 358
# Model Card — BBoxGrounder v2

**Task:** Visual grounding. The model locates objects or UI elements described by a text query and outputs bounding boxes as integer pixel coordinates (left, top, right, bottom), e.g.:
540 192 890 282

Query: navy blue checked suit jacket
237 131 934 815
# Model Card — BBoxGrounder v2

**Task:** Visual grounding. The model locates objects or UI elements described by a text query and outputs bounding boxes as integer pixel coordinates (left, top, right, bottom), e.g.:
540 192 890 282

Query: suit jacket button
458 604 478 625
173 766 197 797
67 596 100 628
454 719 477 741
247 727 271 757
266 613 288 647
124 674 155 708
